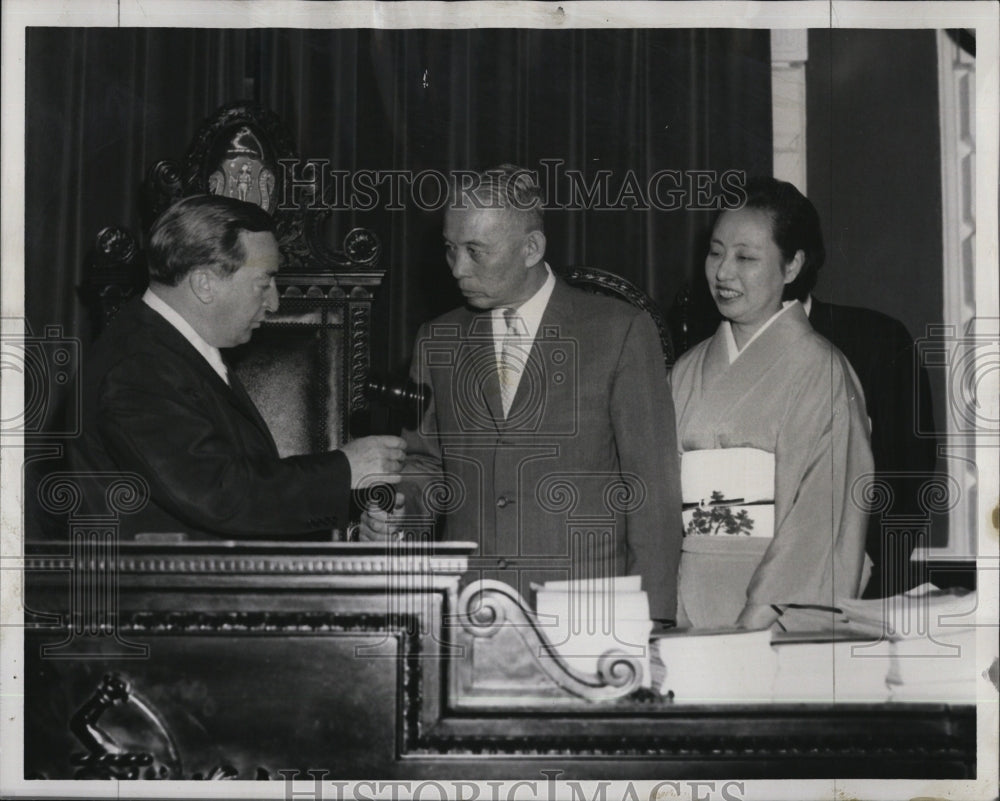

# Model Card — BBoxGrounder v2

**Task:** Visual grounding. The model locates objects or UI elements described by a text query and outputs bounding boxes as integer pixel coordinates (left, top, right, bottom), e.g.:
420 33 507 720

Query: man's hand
340 435 407 489
359 491 406 541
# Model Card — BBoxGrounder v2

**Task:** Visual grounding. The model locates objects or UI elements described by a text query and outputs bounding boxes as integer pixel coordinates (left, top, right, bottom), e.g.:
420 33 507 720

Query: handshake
339 435 407 542
340 435 407 490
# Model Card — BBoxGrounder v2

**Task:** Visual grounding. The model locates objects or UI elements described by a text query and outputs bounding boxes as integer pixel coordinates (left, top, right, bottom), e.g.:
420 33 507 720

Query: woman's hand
735 603 780 630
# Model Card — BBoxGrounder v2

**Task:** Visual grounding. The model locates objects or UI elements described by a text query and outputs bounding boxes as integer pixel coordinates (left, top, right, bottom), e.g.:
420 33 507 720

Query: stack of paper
838 583 976 636
654 586 982 705
884 627 979 702
769 632 892 703
534 576 653 687
656 627 776 703
840 584 980 704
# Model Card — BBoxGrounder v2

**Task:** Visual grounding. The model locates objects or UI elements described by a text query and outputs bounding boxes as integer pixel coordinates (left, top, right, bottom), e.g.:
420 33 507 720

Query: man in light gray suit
363 166 682 621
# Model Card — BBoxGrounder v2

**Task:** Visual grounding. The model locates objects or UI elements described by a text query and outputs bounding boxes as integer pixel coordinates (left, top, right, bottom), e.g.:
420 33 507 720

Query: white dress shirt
491 264 557 403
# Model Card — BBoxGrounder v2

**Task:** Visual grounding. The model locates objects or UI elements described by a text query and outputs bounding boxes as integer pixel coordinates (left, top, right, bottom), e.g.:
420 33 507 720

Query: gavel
349 374 429 515
365 375 427 427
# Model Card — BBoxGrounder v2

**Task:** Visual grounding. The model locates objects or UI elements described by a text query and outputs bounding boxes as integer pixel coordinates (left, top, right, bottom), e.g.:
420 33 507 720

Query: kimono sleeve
745 351 873 609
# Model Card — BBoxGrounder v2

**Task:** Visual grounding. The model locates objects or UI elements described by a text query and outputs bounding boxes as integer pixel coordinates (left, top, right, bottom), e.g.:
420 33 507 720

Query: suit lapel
458 278 575 431
503 278 574 430
136 302 277 446
223 362 281 454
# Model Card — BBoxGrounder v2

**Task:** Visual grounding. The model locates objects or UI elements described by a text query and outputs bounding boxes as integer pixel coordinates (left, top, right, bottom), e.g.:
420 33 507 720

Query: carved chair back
561 266 674 368
87 101 384 455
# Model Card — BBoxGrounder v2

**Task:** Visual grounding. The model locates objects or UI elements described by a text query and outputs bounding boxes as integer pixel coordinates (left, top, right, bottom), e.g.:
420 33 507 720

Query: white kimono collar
723 300 801 365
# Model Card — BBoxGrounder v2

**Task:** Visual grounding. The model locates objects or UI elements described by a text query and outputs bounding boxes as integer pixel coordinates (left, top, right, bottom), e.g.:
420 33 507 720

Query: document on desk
836 584 981 703
656 627 895 704
656 585 983 704
655 627 776 703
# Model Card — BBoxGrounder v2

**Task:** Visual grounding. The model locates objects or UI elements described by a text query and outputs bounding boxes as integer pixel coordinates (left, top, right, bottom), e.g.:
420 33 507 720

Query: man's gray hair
451 164 544 233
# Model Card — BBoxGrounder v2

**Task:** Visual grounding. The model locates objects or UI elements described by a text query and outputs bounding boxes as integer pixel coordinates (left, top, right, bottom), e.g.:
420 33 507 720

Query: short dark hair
449 164 544 234
741 176 825 301
147 195 277 286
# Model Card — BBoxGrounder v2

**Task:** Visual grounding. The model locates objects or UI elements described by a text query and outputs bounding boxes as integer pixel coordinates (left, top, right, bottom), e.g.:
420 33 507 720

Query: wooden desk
23 542 975 781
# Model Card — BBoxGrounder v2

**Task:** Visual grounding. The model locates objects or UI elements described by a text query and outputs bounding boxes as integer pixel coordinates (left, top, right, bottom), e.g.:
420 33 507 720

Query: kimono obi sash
681 448 775 539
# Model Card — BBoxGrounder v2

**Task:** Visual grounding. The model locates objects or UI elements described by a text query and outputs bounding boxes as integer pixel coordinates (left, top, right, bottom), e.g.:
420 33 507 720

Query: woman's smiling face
705 207 802 338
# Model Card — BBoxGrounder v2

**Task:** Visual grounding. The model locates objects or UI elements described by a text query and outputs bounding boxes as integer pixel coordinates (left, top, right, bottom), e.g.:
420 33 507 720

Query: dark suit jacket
400 279 683 619
71 298 351 538
808 298 938 596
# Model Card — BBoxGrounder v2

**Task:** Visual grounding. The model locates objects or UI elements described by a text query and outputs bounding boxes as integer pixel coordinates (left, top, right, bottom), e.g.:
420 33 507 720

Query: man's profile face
211 230 280 348
443 205 538 309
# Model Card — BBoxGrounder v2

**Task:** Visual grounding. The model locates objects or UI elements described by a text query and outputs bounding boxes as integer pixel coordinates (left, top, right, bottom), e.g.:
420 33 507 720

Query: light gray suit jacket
399 278 682 619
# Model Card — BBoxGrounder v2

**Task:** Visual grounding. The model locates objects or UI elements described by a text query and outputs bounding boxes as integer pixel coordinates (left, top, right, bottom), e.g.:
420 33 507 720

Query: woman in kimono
671 177 873 631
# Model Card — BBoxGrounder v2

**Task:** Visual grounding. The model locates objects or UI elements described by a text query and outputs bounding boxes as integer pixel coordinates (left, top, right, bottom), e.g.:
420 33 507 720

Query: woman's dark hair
147 194 276 286
741 176 825 301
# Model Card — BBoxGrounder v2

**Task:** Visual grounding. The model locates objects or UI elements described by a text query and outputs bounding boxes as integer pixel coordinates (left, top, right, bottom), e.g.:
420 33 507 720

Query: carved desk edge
23 540 477 577
21 544 977 779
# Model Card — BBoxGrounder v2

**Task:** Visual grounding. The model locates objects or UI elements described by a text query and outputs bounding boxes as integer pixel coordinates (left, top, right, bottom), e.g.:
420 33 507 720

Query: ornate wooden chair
561 266 674 367
86 101 384 457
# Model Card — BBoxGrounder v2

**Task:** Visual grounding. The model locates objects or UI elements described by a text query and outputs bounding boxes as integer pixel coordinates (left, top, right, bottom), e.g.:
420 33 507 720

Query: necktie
498 309 524 418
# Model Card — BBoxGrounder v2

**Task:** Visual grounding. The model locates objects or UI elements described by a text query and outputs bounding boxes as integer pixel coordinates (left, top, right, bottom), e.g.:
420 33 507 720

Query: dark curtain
26 29 251 347
26 27 771 412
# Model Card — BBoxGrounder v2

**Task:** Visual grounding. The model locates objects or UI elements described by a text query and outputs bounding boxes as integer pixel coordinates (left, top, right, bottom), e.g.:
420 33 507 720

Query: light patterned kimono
670 302 873 630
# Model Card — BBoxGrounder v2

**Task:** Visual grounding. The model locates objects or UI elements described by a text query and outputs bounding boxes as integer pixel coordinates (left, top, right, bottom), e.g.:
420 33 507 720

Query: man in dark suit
807 296 938 598
73 194 405 539
362 166 683 621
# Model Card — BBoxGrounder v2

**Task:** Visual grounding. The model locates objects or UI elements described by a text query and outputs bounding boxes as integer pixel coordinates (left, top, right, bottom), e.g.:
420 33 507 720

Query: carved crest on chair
143 100 378 275
86 101 387 453
145 103 292 222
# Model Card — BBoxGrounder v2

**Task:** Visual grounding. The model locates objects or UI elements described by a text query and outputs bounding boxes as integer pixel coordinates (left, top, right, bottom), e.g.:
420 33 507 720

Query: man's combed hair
147 194 277 286
451 164 544 233
741 176 825 302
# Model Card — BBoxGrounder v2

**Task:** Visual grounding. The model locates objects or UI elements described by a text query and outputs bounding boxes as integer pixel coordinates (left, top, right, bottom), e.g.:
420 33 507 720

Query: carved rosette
88 226 143 325
342 228 381 266
145 160 186 222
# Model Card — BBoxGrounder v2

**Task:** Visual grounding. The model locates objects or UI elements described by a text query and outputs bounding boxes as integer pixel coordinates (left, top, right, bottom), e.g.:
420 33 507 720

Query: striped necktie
498 308 524 418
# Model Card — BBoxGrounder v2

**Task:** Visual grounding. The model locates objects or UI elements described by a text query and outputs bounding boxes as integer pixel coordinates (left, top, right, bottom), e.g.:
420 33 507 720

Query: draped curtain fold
26 27 771 394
